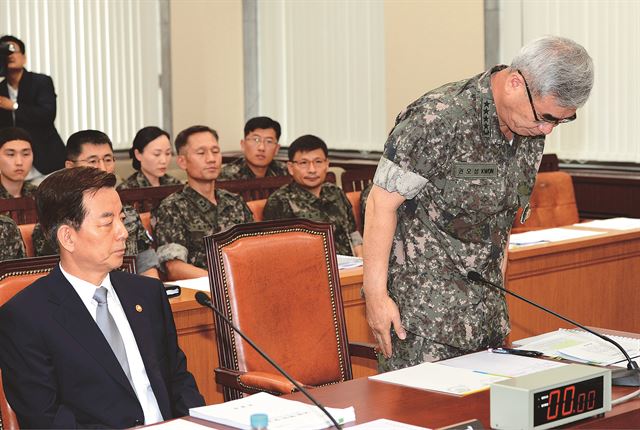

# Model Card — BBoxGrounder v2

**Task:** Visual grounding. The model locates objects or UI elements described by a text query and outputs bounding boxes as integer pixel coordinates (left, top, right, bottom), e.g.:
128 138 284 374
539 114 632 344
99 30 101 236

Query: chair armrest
215 368 300 395
348 342 378 361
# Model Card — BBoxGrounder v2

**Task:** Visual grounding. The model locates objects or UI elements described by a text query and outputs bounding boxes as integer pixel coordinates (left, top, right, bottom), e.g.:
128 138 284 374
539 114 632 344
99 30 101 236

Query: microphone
194 291 343 429
467 270 640 387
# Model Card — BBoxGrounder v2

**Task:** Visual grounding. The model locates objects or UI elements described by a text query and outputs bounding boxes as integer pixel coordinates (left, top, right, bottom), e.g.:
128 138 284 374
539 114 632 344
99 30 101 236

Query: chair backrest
139 212 152 236
17 223 36 258
512 171 579 233
345 191 362 234
217 172 336 201
0 197 38 225
117 185 184 213
204 219 352 400
341 167 377 193
246 199 267 222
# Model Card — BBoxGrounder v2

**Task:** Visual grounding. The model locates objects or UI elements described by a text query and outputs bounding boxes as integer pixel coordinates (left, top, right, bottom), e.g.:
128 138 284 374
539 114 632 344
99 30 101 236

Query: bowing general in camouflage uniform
0 181 37 199
263 181 362 256
218 157 288 181
31 204 159 273
374 65 545 371
153 185 253 269
116 170 183 190
0 215 26 261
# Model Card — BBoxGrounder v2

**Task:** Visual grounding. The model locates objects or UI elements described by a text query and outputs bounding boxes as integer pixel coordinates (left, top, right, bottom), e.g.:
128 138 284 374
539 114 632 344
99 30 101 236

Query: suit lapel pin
135 304 143 313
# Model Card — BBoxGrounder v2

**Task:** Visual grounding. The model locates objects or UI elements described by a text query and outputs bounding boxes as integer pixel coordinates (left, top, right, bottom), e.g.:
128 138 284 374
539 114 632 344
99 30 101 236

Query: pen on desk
489 347 543 357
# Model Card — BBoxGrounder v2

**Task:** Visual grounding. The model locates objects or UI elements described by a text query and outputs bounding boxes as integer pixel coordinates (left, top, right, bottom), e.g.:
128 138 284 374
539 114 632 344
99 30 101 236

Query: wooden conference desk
169 267 375 405
506 225 640 341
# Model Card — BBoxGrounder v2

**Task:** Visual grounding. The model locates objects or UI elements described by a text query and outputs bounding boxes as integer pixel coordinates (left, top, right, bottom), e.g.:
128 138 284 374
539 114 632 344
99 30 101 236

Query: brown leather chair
512 171 579 233
246 199 267 222
0 255 137 428
341 167 376 193
346 191 362 234
217 172 336 201
117 185 183 213
0 197 38 225
204 219 376 401
17 224 36 258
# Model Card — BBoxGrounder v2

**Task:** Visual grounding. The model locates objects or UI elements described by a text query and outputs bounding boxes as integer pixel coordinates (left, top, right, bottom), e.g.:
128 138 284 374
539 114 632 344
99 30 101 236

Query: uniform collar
479 65 508 144
183 185 218 213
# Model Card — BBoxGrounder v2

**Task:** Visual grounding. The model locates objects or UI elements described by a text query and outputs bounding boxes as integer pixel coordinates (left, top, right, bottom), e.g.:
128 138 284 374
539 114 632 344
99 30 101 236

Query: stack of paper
513 329 640 366
337 255 363 269
509 228 604 247
574 217 640 230
369 362 507 396
189 392 355 430
438 350 566 377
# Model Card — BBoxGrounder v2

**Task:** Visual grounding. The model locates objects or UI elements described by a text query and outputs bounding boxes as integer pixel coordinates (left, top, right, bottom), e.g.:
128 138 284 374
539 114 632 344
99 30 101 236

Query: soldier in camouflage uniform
263 135 362 257
218 116 288 180
117 126 183 190
359 182 372 230
363 36 594 371
30 130 160 277
0 214 25 261
153 125 253 280
0 127 37 199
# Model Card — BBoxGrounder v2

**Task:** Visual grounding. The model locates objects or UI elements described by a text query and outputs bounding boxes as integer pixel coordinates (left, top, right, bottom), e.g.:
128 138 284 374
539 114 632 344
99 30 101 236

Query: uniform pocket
443 177 507 214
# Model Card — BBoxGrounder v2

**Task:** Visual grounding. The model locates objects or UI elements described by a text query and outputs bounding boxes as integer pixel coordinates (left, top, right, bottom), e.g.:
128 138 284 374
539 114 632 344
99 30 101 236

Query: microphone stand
195 291 343 429
467 270 640 387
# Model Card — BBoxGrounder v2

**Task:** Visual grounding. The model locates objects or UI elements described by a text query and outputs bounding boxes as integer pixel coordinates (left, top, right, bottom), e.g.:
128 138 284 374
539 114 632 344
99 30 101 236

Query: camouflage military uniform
31 205 159 273
116 170 183 190
153 185 253 269
218 157 288 180
263 182 362 256
0 215 25 261
359 182 373 229
0 181 37 199
374 65 545 371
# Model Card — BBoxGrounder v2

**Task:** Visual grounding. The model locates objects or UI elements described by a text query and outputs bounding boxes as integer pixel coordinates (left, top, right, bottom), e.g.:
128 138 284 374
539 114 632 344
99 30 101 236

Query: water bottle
250 413 269 430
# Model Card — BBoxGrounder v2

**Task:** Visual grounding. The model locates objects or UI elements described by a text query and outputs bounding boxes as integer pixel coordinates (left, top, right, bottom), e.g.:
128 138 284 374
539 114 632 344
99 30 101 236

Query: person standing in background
0 35 66 182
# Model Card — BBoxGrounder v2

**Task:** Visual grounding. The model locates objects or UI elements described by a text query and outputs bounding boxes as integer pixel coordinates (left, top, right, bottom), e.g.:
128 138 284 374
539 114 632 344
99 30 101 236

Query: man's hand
365 292 406 358
0 96 14 110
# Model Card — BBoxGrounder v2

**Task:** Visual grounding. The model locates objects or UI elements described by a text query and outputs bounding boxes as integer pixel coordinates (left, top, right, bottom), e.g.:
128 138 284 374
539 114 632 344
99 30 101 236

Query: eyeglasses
517 70 576 125
73 155 116 167
290 159 327 169
245 135 277 146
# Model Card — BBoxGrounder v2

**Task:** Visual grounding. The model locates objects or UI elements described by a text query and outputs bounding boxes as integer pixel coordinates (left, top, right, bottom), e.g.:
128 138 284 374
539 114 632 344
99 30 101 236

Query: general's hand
365 293 406 358
0 96 14 110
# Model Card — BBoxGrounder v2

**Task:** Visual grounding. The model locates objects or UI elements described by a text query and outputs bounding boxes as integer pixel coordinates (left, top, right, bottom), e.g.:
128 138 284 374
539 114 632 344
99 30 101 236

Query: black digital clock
533 376 604 426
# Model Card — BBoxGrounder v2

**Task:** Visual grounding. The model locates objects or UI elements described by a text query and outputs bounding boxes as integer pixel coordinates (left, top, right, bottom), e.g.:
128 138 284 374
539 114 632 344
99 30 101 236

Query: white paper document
349 418 431 429
189 392 355 430
509 227 605 247
170 276 210 292
574 217 640 230
369 362 507 396
439 350 566 377
337 254 363 269
513 329 640 366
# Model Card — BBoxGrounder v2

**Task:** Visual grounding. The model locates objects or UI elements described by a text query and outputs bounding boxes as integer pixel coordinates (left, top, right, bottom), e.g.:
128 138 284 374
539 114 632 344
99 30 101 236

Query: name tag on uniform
452 163 499 179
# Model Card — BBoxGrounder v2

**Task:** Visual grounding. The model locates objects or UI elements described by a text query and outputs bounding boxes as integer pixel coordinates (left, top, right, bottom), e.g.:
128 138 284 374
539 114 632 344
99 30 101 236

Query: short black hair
66 130 113 161
244 116 281 140
0 127 33 149
36 167 117 243
175 125 219 154
0 35 25 55
129 126 171 170
287 135 328 161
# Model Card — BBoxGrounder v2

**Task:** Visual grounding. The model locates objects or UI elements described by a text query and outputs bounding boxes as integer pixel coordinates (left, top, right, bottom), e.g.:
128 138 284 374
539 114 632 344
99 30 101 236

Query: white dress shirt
59 264 163 424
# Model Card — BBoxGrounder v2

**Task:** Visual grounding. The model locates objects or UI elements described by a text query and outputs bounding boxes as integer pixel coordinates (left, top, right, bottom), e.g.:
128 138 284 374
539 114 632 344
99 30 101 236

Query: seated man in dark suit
0 167 204 428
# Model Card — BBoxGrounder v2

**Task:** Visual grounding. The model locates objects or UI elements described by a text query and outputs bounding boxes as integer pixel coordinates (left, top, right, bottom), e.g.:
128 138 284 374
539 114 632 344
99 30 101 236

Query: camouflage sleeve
240 198 254 223
374 113 451 200
217 164 235 181
263 192 294 220
153 201 189 265
32 222 59 256
0 217 25 260
123 206 153 252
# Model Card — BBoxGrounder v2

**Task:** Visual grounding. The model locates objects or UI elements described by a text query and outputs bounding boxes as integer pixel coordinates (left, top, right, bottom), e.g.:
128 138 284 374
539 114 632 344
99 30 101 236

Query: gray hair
510 35 594 108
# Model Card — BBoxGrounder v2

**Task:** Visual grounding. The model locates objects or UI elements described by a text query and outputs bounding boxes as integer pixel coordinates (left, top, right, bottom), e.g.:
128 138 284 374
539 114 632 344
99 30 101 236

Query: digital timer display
533 376 604 426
